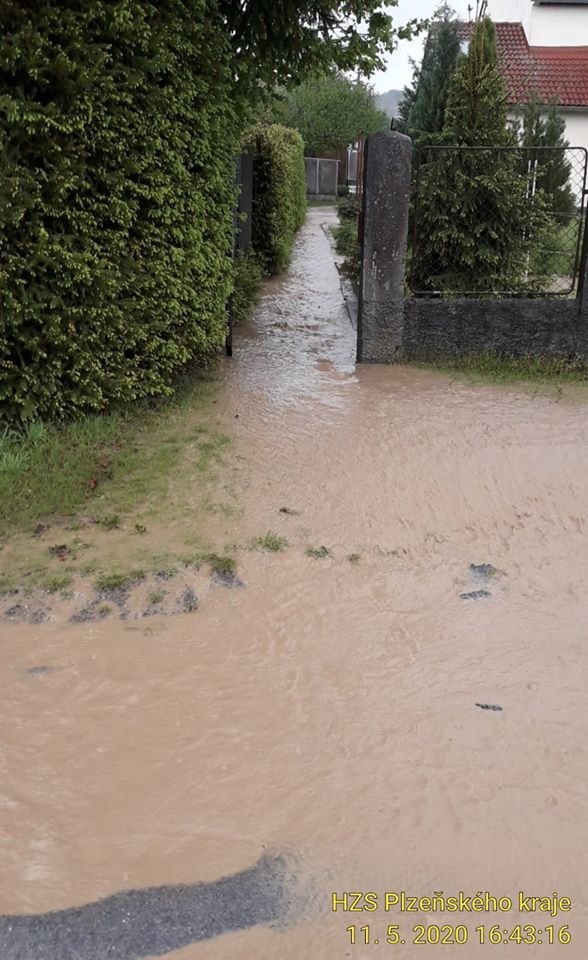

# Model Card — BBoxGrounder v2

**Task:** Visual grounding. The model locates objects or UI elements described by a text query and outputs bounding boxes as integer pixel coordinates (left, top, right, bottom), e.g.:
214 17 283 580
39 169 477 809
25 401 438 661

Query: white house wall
527 5 588 45
509 108 588 202
487 1 588 45
487 0 532 32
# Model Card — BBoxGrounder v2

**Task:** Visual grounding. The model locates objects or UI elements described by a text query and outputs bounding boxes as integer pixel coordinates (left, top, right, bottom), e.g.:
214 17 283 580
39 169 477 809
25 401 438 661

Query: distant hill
375 89 404 119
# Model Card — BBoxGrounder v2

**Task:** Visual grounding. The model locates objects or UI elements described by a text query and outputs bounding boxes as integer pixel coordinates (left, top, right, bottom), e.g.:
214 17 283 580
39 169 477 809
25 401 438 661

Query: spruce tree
397 4 460 143
413 16 552 294
520 97 576 220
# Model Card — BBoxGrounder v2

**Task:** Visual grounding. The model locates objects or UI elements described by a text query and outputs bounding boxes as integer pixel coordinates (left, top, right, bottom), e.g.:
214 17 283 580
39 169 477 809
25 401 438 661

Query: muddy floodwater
2 208 588 958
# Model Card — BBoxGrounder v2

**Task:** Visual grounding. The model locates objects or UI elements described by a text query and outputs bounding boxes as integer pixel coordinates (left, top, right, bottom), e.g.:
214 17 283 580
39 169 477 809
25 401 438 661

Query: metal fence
410 145 588 298
305 157 339 197
226 150 254 356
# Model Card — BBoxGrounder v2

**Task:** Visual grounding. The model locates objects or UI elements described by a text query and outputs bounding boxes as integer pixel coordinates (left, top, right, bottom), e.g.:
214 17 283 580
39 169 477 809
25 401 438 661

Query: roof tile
458 21 588 108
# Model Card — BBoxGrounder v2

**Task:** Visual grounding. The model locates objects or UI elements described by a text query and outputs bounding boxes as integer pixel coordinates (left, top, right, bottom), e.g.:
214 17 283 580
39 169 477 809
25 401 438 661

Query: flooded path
2 207 588 957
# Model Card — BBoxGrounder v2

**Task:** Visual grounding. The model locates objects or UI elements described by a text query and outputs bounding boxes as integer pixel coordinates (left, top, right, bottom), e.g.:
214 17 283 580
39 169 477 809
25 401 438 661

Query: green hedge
0 1 238 422
245 125 307 275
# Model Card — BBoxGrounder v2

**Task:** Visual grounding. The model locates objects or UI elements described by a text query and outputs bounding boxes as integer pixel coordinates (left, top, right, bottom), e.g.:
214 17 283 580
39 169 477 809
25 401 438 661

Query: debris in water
476 703 503 711
460 590 491 600
470 563 498 579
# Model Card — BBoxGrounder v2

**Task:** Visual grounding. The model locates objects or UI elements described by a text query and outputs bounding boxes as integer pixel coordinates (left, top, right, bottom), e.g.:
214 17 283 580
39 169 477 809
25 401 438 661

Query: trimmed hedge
245 125 307 275
0 1 238 422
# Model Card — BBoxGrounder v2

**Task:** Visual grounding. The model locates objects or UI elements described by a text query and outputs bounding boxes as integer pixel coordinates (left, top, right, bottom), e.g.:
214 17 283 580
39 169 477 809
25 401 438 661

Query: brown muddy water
2 207 588 958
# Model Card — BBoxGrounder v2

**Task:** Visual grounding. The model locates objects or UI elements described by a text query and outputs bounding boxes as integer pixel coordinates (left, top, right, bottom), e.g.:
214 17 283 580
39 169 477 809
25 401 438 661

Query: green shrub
245 125 307 275
231 250 263 325
337 195 361 222
0 1 238 423
333 221 361 291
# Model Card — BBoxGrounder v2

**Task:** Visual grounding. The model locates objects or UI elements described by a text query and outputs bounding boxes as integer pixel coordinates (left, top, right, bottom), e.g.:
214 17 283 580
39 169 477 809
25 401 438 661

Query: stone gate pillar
357 131 412 363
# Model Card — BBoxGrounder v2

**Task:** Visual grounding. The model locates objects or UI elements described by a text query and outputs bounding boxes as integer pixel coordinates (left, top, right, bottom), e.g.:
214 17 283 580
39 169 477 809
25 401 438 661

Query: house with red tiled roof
481 1 588 153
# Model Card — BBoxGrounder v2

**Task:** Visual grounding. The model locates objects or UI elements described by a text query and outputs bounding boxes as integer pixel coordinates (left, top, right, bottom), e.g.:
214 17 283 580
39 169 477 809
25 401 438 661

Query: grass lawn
0 365 243 593
413 353 588 389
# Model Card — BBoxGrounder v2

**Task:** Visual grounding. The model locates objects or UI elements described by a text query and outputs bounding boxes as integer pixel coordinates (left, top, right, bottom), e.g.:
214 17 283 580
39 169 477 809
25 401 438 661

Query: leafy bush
0 0 238 423
337 195 361 222
231 250 264 325
245 125 307 274
333 222 361 291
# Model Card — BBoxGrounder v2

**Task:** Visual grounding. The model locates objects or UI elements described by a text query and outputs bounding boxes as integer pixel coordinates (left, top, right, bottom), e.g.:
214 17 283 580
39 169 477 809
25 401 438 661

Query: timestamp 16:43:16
346 924 572 945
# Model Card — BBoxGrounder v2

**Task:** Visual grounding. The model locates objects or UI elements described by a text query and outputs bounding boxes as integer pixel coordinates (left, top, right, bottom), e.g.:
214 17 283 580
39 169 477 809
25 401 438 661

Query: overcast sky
372 0 474 93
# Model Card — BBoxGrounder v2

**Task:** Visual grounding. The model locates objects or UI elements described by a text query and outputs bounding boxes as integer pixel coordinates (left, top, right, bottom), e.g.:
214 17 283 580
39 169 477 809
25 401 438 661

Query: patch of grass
231 250 264 326
0 572 18 595
95 570 145 592
100 514 121 530
0 367 220 536
134 523 147 535
148 591 165 605
251 532 288 552
97 604 112 616
347 553 361 564
204 553 236 576
416 353 588 385
306 545 332 559
41 572 72 593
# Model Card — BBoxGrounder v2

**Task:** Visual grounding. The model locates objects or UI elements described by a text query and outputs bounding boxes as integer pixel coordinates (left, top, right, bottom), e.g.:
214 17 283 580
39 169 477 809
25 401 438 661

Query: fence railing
409 145 588 298
304 157 339 197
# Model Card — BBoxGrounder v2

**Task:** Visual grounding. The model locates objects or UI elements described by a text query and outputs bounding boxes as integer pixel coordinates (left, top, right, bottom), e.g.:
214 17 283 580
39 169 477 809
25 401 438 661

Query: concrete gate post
357 131 412 363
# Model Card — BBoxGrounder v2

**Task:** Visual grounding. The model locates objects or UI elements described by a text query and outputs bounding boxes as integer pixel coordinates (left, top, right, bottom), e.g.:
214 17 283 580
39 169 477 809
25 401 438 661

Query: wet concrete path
2 208 588 957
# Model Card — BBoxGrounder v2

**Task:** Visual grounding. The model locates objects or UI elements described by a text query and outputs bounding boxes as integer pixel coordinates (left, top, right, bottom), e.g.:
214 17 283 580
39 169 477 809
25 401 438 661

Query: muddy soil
1 208 588 958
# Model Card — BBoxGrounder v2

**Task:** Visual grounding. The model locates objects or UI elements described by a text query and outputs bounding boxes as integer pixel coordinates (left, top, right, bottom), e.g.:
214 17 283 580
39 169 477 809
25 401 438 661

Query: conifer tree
519 97 576 220
413 15 552 294
397 4 460 143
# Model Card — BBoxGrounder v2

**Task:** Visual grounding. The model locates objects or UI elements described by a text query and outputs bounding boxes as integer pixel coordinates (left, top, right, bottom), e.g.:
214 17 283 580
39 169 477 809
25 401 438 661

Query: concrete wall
403 298 588 361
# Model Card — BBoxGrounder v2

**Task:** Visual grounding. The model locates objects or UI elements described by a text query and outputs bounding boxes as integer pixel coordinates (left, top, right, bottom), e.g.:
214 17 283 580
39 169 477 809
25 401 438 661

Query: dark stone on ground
142 606 165 618
69 602 111 624
460 590 492 600
470 563 498 579
32 523 50 537
29 610 48 624
4 605 48 624
98 587 130 608
5 604 26 620
475 703 503 711
181 588 198 612
26 665 57 676
155 570 175 581
213 571 245 589
0 852 291 960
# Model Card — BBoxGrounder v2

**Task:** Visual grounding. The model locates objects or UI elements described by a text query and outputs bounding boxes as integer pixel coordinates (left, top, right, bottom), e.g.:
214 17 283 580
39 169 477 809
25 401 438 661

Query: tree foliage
517 98 576 220
0 0 238 422
270 72 388 155
413 16 552 294
398 3 460 141
245 125 307 275
218 0 424 97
